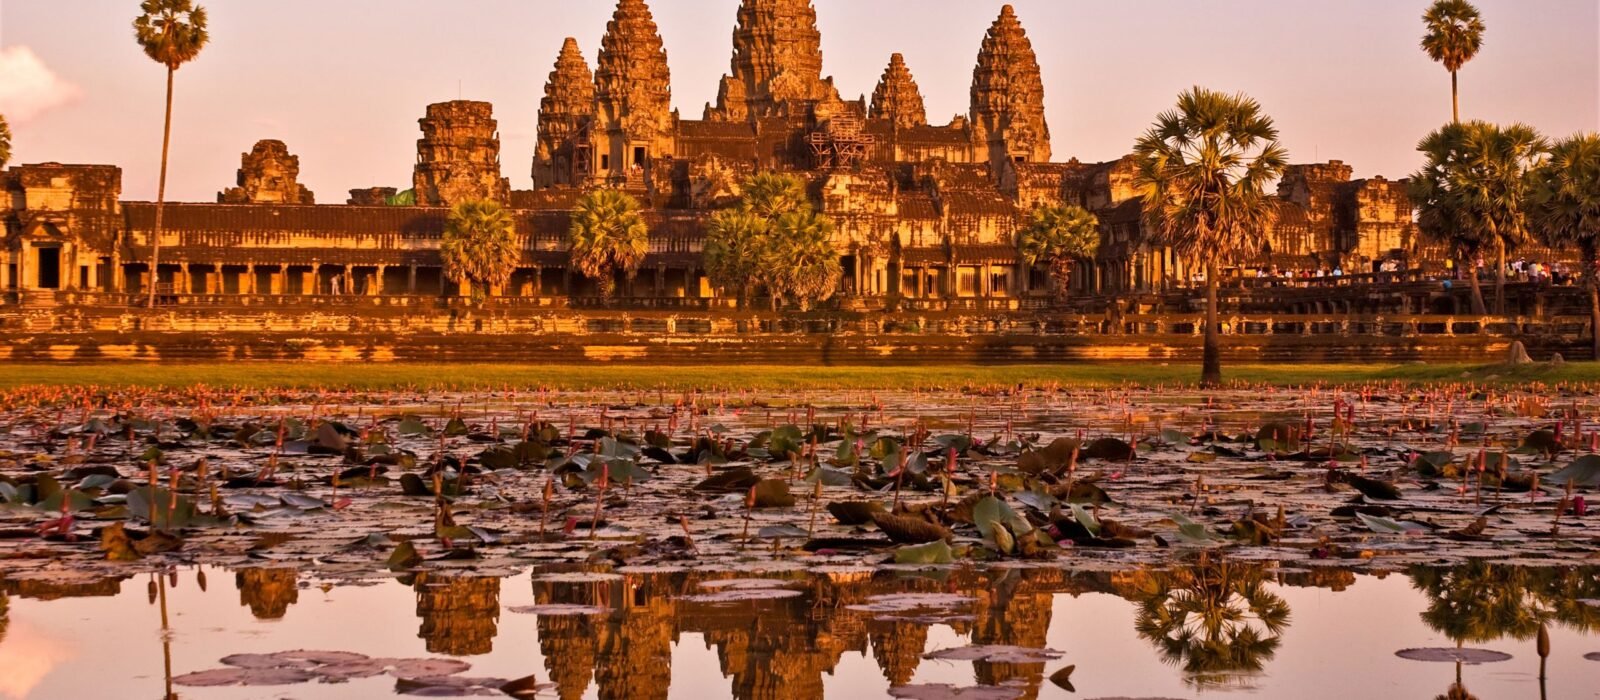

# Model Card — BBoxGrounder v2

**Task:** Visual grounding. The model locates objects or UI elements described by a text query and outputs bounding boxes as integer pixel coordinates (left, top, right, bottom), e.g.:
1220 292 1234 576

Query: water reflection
1408 562 1600 643
2 560 1597 699
1131 555 1291 689
413 573 504 656
236 566 298 620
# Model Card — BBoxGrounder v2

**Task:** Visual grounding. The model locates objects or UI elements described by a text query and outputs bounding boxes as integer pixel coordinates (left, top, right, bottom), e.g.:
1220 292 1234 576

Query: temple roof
870 54 926 129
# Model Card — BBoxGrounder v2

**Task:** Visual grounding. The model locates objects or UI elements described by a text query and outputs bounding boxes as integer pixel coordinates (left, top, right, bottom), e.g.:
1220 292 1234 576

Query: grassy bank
0 361 1592 391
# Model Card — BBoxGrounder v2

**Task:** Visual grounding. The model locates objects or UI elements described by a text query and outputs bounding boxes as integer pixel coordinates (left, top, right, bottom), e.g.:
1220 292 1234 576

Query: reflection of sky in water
0 567 1594 699
0 620 72 700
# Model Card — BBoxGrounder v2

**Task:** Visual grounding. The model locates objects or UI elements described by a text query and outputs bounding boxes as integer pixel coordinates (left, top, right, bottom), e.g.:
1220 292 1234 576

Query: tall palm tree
768 209 840 311
440 200 520 305
1411 121 1546 315
1421 0 1485 124
1018 204 1101 304
1133 87 1288 388
568 189 648 299
1529 134 1600 358
704 208 770 307
134 0 209 306
741 172 812 220
0 113 11 169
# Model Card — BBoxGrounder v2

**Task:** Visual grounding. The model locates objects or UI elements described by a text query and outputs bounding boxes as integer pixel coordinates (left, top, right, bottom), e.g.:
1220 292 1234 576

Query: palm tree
1411 121 1546 315
741 172 812 219
1421 0 1485 124
1529 134 1600 359
0 113 11 169
704 208 770 307
568 189 648 299
1133 87 1288 388
134 0 209 307
1412 126 1489 315
1018 204 1101 304
440 200 520 305
1133 557 1292 689
768 209 840 311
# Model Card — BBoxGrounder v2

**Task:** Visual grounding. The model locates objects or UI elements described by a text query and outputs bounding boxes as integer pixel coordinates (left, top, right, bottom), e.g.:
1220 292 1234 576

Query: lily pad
1394 647 1512 664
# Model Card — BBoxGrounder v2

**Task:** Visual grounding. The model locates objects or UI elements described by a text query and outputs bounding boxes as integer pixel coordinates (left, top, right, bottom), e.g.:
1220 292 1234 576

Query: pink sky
1 0 1595 202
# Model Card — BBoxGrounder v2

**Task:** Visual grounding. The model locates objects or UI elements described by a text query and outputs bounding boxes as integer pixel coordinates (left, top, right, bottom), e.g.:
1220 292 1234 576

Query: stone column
245 264 256 294
407 265 418 294
374 265 387 296
178 263 190 294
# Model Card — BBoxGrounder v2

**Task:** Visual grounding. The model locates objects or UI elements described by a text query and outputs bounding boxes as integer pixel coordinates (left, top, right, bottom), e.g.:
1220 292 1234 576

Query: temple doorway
35 247 62 289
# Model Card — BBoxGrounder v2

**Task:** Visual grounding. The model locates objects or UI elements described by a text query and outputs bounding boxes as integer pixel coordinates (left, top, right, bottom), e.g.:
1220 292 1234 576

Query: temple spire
870 53 927 129
594 0 672 135
969 4 1051 164
709 0 839 121
532 38 595 188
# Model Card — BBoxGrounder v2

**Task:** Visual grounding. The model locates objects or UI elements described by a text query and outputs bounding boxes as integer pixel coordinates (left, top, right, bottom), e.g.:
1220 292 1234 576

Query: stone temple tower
869 53 927 129
592 0 675 185
413 100 511 208
708 0 841 122
532 38 596 189
970 4 1051 168
218 140 314 205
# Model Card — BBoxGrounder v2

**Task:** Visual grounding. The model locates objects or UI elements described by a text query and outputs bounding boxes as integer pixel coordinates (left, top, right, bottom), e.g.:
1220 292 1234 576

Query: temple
1 1 1442 311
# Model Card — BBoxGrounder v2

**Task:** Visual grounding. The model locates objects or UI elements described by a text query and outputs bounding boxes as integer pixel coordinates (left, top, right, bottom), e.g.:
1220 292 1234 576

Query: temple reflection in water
5 559 1598 699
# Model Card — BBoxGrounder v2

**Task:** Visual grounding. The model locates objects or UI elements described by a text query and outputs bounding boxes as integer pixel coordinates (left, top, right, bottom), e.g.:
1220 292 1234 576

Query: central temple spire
708 0 840 122
595 0 672 137
970 4 1051 166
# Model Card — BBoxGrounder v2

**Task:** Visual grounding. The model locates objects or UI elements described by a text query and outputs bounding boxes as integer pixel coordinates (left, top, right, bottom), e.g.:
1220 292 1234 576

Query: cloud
0 46 83 124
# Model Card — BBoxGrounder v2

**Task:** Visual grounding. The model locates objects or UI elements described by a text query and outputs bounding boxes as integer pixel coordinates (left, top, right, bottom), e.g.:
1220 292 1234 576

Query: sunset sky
1 0 1594 201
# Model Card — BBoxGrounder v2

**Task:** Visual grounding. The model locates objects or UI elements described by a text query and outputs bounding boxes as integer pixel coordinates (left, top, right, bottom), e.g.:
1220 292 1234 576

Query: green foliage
1133 87 1288 385
568 189 649 298
440 199 519 304
1529 133 1600 265
133 0 209 70
1133 88 1289 263
702 172 840 309
386 189 417 206
1409 121 1547 267
1019 204 1101 302
704 209 769 301
0 113 10 170
1421 0 1485 74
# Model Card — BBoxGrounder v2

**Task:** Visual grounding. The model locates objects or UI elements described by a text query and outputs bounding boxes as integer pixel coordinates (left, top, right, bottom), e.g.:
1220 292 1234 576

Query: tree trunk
1451 70 1460 124
1465 258 1487 315
1052 258 1072 307
1590 249 1599 361
1494 240 1506 315
147 67 175 308
1201 260 1221 388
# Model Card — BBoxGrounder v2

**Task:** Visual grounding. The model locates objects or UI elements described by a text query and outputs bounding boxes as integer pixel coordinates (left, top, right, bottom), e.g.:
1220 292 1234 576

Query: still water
1 561 1595 699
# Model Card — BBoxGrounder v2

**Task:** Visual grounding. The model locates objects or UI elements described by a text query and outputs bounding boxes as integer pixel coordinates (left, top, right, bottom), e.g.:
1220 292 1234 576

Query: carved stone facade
0 0 1466 311
970 5 1051 169
532 38 596 189
219 140 314 205
413 101 511 208
708 0 841 122
870 54 927 130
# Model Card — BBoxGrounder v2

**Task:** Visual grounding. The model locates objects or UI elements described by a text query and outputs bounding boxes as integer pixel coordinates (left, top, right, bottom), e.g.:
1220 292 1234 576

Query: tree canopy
568 189 649 298
1018 204 1101 302
440 199 519 304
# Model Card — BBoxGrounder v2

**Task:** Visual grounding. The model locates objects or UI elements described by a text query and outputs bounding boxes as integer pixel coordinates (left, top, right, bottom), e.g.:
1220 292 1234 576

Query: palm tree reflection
1132 555 1292 689
1408 562 1600 644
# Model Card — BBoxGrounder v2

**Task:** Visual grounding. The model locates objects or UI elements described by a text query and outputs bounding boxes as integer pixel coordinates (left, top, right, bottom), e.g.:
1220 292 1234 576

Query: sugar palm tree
1411 121 1546 315
1412 125 1489 315
1018 204 1101 304
768 209 840 311
568 189 649 299
1133 557 1292 689
1529 134 1600 358
1421 0 1485 124
1134 87 1288 388
440 200 520 305
741 172 812 220
0 113 11 169
704 208 770 308
134 0 209 306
